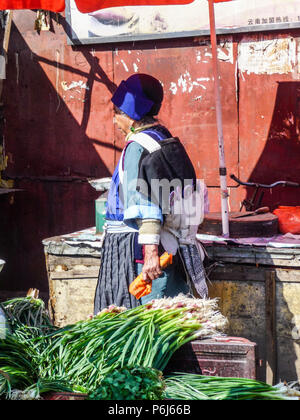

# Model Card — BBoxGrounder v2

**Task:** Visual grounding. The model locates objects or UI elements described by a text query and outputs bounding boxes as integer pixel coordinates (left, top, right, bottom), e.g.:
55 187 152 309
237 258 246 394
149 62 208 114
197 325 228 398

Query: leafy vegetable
88 367 165 400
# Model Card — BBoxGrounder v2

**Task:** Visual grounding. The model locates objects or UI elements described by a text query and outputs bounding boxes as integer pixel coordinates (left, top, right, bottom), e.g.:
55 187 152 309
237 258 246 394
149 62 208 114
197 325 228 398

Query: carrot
129 252 173 300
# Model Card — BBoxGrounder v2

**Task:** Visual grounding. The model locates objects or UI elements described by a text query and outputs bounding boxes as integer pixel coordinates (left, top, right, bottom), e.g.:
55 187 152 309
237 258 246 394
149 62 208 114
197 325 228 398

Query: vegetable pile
165 373 300 401
0 292 299 400
0 293 228 399
38 295 227 390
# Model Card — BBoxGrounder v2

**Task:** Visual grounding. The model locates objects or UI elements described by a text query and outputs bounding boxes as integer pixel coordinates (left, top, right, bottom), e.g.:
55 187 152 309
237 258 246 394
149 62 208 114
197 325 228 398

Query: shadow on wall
0 15 118 296
244 81 300 211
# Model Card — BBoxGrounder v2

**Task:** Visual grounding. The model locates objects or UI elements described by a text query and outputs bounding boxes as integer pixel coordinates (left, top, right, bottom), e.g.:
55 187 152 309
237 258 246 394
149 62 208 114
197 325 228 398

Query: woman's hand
142 244 162 281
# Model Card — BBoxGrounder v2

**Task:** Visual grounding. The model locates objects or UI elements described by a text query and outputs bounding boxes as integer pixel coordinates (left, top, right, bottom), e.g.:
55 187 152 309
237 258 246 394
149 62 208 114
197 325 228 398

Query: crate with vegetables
0 290 299 400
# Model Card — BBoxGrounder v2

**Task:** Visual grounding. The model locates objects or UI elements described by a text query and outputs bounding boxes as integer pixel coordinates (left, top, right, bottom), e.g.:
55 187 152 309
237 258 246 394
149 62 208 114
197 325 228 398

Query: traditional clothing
94 74 209 314
94 124 208 313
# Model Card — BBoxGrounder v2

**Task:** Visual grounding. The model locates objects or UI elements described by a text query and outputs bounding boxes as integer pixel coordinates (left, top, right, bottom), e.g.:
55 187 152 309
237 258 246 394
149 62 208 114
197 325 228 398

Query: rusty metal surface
203 239 300 267
1 10 300 294
198 211 278 237
165 337 257 379
238 34 300 211
42 227 103 257
0 180 98 292
0 11 239 293
113 39 239 186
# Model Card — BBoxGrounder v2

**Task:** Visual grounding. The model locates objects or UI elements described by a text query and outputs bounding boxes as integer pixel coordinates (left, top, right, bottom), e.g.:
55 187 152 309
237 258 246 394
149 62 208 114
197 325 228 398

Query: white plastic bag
161 180 208 258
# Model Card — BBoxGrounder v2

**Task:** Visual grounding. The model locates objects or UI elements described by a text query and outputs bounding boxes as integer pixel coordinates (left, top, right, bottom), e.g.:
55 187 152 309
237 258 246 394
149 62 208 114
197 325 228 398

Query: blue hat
111 74 163 121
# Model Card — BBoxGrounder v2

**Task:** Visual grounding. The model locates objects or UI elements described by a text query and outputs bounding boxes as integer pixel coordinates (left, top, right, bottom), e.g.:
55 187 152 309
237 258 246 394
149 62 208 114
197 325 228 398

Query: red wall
1 11 300 293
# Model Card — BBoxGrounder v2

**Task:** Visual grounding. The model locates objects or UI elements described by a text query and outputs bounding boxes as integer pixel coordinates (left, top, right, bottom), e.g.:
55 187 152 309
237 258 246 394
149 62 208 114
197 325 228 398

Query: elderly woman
94 74 208 313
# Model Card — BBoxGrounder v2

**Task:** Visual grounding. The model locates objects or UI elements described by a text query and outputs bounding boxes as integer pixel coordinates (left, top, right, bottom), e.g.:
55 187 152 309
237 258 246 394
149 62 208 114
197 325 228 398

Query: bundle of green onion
0 332 38 399
165 373 300 400
2 296 55 334
38 296 227 390
0 295 66 399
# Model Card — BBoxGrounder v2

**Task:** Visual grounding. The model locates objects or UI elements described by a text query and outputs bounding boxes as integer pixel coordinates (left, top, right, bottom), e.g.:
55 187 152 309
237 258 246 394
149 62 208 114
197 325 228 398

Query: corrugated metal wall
1 10 300 293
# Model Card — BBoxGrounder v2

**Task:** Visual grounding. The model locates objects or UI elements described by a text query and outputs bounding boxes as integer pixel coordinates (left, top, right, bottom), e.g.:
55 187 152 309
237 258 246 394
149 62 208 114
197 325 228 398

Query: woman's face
113 111 133 136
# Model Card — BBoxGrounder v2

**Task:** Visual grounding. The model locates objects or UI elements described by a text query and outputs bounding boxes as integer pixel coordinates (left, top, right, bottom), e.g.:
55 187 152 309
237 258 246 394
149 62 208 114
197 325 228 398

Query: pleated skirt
94 232 140 314
93 233 195 314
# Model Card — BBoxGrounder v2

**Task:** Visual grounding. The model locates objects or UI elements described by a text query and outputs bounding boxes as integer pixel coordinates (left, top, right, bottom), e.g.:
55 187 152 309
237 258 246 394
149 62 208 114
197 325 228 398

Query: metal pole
208 0 229 237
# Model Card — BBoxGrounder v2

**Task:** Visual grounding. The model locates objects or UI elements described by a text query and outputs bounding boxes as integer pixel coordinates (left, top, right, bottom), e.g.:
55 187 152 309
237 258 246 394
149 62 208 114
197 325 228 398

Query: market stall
42 226 300 383
1 0 300 402
2 286 299 400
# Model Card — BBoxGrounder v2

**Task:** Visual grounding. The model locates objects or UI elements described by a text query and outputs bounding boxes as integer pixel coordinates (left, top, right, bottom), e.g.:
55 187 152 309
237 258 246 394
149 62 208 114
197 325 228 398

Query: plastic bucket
95 198 107 234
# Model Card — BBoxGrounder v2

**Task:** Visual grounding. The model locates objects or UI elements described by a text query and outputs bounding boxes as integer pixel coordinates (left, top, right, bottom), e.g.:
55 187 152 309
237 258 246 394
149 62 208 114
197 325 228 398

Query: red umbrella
0 0 233 236
0 0 194 13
